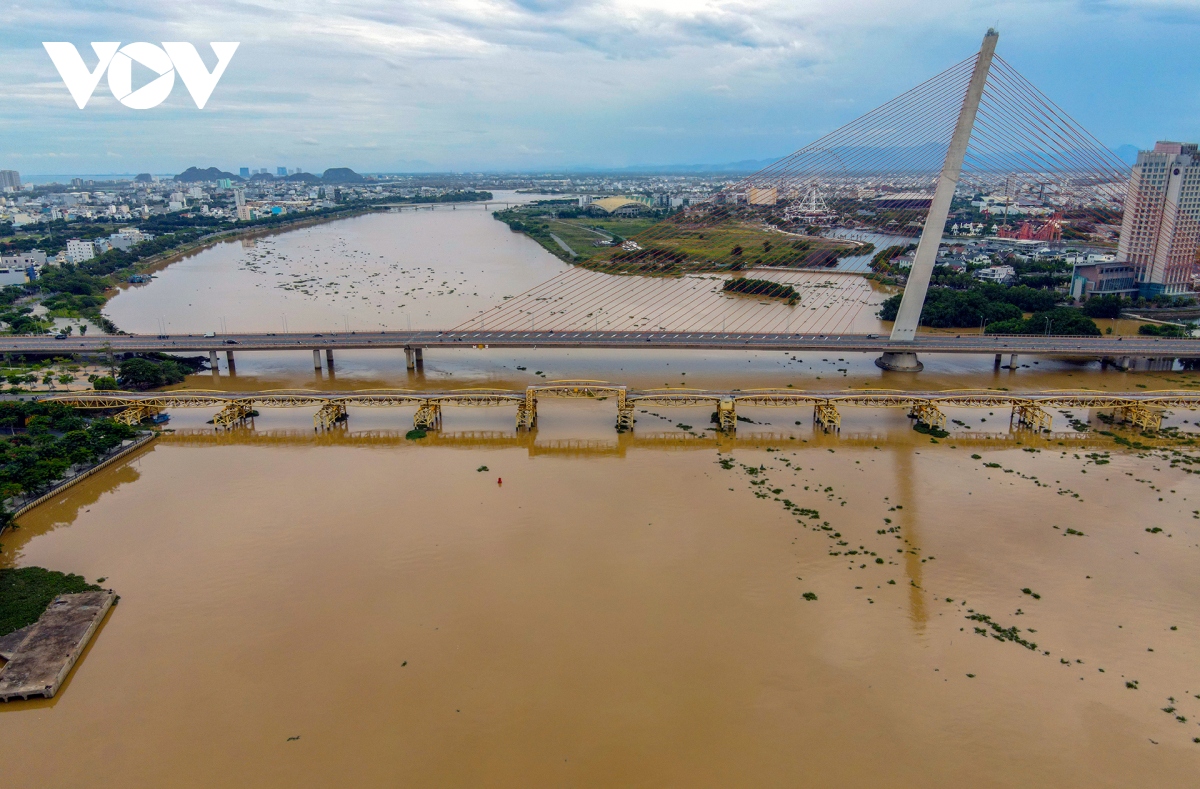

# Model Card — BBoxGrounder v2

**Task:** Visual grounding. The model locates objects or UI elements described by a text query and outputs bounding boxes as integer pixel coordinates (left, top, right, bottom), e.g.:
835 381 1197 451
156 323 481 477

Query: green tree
986 307 1100 336
1083 294 1125 319
117 357 188 390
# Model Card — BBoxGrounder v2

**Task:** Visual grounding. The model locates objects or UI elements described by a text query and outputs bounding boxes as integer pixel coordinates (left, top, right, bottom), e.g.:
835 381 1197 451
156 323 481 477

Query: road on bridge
2 330 1198 357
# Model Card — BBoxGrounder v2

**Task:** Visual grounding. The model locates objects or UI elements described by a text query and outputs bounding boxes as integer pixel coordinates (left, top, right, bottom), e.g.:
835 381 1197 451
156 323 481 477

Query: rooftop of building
591 196 653 213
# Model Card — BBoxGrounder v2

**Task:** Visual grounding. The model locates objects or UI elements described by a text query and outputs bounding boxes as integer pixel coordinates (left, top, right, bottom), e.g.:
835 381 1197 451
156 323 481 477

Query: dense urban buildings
1116 141 1200 296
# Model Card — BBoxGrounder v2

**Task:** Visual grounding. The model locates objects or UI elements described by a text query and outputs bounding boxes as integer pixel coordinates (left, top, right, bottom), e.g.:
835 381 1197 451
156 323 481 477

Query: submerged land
0 195 1198 786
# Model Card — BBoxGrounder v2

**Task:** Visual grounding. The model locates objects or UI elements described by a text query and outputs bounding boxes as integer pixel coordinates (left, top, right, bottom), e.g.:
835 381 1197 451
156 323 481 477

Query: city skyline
2 1 1199 174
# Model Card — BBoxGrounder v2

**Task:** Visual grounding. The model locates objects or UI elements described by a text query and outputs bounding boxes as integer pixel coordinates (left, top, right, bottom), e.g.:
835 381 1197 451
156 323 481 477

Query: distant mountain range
173 148 1142 183
174 166 366 184
561 158 782 175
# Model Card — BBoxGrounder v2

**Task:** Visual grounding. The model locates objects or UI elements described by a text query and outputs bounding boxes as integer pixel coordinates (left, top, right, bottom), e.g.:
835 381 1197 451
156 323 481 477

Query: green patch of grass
0 567 101 637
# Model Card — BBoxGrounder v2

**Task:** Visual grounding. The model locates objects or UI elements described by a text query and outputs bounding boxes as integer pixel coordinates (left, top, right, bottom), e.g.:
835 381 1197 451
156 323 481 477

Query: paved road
4 330 1198 356
42 388 1200 405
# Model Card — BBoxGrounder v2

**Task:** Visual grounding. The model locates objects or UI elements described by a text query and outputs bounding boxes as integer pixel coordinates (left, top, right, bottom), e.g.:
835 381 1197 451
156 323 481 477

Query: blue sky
2 0 1198 174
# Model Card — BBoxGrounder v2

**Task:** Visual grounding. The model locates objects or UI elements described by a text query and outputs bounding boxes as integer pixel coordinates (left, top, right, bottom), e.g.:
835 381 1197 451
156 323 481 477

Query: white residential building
975 265 1017 285
65 239 95 263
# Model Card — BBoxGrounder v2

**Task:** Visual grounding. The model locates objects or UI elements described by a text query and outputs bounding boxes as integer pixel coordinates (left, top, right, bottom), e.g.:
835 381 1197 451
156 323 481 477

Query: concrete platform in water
0 591 115 701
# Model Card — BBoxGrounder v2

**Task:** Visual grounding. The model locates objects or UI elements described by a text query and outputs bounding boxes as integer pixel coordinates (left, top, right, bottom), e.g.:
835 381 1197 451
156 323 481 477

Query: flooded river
2 196 1199 786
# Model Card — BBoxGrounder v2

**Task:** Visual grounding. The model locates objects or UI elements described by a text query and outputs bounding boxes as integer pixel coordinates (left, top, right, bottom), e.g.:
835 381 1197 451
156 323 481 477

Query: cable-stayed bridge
5 30 1197 369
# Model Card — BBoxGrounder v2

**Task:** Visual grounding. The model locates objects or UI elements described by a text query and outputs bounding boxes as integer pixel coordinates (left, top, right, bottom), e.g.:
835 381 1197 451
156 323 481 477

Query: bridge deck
40 386 1200 409
2 330 1197 356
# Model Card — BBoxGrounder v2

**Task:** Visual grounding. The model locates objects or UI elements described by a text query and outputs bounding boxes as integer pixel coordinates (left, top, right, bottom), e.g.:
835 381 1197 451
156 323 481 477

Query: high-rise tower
1117 141 1200 297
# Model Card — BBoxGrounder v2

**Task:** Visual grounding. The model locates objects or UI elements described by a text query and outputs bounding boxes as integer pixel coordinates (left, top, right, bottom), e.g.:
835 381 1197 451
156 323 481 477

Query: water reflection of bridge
159 427 1103 456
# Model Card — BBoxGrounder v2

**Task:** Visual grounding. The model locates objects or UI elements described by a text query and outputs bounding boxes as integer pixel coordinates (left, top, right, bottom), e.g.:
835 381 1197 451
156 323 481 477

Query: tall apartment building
1116 141 1200 297
65 239 96 264
0 170 20 190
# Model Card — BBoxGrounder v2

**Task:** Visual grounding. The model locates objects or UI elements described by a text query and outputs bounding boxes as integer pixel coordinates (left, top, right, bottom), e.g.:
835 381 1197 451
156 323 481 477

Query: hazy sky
3 0 1198 174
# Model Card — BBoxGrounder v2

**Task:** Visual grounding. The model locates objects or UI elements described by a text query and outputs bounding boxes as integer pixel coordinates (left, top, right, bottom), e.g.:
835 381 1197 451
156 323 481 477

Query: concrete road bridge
4 330 1198 373
42 383 1200 433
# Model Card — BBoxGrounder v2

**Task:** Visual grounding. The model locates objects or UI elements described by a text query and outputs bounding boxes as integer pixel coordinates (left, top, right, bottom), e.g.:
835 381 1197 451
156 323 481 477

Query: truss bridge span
41 384 1200 434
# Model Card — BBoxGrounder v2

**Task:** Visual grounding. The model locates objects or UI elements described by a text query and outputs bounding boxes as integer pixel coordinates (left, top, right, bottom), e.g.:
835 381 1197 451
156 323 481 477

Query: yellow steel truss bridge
42 383 1200 434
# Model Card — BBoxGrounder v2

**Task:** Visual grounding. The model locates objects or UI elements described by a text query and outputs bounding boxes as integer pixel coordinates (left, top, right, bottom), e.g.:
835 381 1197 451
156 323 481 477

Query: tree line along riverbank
0 400 140 533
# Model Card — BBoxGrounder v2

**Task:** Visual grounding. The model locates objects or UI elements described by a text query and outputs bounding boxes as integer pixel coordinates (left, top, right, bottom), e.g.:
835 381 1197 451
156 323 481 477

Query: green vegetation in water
802 592 818 601
912 422 950 438
722 278 800 304
0 566 100 637
966 611 1039 651
405 429 427 440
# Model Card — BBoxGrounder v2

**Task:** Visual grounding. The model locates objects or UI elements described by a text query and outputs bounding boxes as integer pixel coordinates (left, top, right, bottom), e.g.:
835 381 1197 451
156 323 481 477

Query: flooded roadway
1 200 1199 787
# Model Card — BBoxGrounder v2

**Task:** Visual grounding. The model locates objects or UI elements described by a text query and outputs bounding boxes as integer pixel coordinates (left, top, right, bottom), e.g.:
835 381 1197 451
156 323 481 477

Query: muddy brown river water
2 201 1199 786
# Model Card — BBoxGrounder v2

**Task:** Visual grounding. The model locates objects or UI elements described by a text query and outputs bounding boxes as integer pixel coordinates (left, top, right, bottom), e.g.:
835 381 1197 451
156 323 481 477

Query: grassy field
495 205 868 275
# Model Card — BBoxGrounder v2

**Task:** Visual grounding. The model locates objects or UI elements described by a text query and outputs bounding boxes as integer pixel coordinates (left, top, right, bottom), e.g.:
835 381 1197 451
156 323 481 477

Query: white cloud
3 0 1197 171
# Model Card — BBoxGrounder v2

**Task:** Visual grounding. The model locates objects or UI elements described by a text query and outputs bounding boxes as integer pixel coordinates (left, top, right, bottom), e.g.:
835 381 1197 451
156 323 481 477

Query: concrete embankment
0 591 115 701
0 432 157 537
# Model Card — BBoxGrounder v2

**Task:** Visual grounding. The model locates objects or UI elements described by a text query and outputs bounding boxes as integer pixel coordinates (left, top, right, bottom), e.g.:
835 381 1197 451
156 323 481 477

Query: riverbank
5 194 496 338
0 432 156 536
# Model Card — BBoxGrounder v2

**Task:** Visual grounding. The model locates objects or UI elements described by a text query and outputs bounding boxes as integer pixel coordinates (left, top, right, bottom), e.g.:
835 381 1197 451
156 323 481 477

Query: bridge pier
1008 354 1019 369
314 402 347 430
994 353 1002 369
517 390 537 431
405 347 415 371
875 351 923 372
414 402 442 430
814 403 841 432
208 350 218 370
225 350 235 372
907 402 946 430
1011 403 1051 431
716 398 737 433
1118 403 1162 432
325 349 334 370
313 349 322 371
